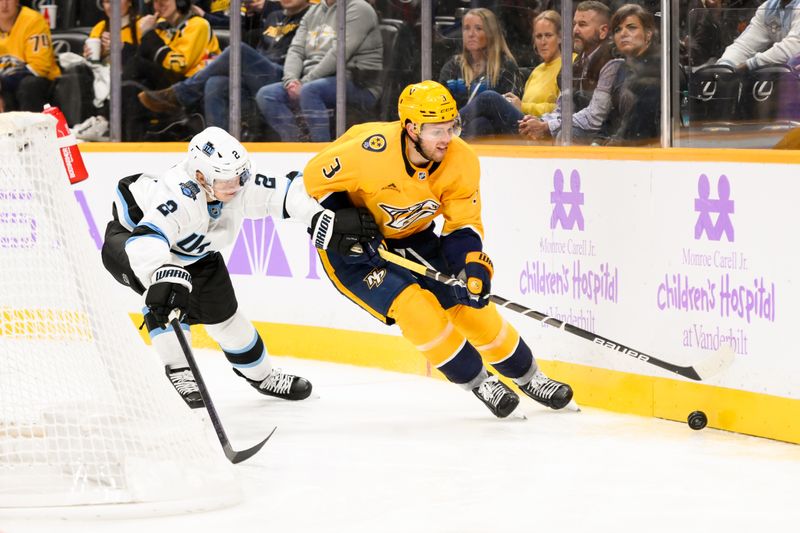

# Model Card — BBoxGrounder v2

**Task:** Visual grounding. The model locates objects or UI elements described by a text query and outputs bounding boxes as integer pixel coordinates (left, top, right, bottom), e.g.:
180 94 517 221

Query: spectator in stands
122 0 220 140
84 0 141 63
191 0 234 28
717 0 800 72
138 0 309 132
598 3 661 145
681 0 729 66
255 0 383 142
519 1 620 143
438 8 523 109
72 0 142 141
458 10 567 139
0 0 60 113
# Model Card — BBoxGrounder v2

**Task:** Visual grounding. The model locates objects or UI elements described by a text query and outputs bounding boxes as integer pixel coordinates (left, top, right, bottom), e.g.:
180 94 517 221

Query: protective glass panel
678 5 800 149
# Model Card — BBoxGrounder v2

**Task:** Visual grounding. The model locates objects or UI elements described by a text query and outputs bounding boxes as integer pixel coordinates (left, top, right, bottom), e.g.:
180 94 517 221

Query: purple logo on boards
74 190 103 249
227 217 292 276
0 190 36 248
695 174 734 242
551 169 584 231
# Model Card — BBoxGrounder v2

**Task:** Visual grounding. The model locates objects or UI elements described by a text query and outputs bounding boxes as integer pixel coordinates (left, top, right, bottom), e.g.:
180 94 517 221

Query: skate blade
564 399 581 412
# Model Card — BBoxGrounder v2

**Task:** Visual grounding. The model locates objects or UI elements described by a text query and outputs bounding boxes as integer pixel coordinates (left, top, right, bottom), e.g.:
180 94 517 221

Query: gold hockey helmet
398 80 459 133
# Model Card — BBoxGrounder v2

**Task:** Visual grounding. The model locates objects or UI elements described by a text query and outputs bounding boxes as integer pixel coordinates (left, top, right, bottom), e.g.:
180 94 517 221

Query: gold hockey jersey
152 15 220 77
0 6 60 80
303 121 484 241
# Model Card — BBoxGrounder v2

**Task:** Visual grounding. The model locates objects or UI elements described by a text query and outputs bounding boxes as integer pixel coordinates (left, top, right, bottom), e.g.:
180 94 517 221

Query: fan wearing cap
302 80 574 418
100 126 379 408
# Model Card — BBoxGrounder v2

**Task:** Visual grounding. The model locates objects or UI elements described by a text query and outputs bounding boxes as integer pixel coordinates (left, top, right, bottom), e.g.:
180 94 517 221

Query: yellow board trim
129 313 799 445
81 142 800 164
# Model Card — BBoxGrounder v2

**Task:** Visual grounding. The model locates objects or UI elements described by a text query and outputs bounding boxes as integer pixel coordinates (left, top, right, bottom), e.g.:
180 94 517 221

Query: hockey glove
309 207 379 256
454 251 493 309
342 235 387 267
145 265 192 327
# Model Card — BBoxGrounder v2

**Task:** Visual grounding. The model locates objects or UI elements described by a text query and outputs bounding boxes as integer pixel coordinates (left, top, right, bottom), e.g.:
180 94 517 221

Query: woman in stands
84 0 141 64
72 0 142 141
121 0 220 141
459 10 569 139
598 3 661 145
438 7 523 110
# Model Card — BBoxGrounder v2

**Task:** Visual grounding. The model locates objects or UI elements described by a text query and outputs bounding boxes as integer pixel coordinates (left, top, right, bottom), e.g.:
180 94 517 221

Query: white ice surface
2 349 799 532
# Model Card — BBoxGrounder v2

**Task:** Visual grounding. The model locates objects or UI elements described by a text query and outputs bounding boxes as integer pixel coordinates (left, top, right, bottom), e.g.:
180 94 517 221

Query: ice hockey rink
2 349 798 533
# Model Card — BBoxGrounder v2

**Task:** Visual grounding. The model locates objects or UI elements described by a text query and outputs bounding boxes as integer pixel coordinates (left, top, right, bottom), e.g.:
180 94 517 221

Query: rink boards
75 143 800 444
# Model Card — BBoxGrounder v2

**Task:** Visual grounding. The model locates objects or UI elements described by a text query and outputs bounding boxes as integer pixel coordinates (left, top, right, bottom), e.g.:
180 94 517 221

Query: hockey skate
165 366 204 409
234 368 312 401
520 371 573 410
472 374 520 418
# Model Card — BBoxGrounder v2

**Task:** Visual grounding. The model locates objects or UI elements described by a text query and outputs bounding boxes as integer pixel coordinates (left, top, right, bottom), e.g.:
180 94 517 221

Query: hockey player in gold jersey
303 80 574 417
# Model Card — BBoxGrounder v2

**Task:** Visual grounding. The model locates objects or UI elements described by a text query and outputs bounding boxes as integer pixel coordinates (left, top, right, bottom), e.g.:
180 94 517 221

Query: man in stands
138 0 310 133
0 0 60 113
717 0 800 72
519 1 620 142
255 0 383 142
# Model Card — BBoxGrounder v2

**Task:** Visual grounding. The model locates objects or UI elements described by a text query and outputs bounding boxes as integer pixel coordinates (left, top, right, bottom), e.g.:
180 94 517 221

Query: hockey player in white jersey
101 126 379 408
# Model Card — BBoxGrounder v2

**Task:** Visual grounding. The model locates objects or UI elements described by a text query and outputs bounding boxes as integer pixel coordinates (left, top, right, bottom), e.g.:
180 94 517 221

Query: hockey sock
144 310 191 369
447 305 535 380
206 311 272 382
389 285 483 385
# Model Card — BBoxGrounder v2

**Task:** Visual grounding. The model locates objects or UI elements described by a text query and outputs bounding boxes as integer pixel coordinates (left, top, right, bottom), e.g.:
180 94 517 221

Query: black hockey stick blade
170 315 273 463
377 249 734 382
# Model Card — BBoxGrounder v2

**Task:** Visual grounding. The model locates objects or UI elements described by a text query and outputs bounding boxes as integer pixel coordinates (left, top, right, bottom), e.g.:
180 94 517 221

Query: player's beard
414 137 446 163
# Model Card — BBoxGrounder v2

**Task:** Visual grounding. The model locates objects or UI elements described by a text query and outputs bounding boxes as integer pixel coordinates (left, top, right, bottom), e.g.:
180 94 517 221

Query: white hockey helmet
186 126 251 198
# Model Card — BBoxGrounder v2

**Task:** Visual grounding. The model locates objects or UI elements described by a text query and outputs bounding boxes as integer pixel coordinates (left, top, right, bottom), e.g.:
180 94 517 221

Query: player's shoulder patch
179 180 202 200
362 134 386 153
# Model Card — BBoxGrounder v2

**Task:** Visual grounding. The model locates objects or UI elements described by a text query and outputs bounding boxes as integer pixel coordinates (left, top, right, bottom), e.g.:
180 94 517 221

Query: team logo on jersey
180 181 201 200
379 199 440 230
362 134 386 152
364 267 387 289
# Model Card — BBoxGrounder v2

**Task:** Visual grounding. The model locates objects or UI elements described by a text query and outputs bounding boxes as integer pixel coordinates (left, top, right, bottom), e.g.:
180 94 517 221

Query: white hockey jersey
114 161 319 288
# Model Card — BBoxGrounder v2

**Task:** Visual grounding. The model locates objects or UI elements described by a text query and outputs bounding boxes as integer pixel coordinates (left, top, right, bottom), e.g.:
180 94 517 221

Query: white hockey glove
309 207 380 257
145 265 192 327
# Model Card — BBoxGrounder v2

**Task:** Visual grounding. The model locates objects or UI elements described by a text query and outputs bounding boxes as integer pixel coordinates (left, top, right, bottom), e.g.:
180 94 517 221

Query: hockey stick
376 249 734 382
169 313 275 464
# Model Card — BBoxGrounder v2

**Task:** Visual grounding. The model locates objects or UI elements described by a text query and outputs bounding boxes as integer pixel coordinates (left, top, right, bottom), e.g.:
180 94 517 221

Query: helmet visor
418 116 462 141
213 167 251 196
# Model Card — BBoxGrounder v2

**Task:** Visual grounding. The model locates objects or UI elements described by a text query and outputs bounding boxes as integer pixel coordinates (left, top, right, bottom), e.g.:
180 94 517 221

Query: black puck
688 410 708 430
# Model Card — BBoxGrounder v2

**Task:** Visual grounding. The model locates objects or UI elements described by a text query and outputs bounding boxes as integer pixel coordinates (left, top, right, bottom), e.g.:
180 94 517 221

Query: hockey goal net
0 112 239 514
